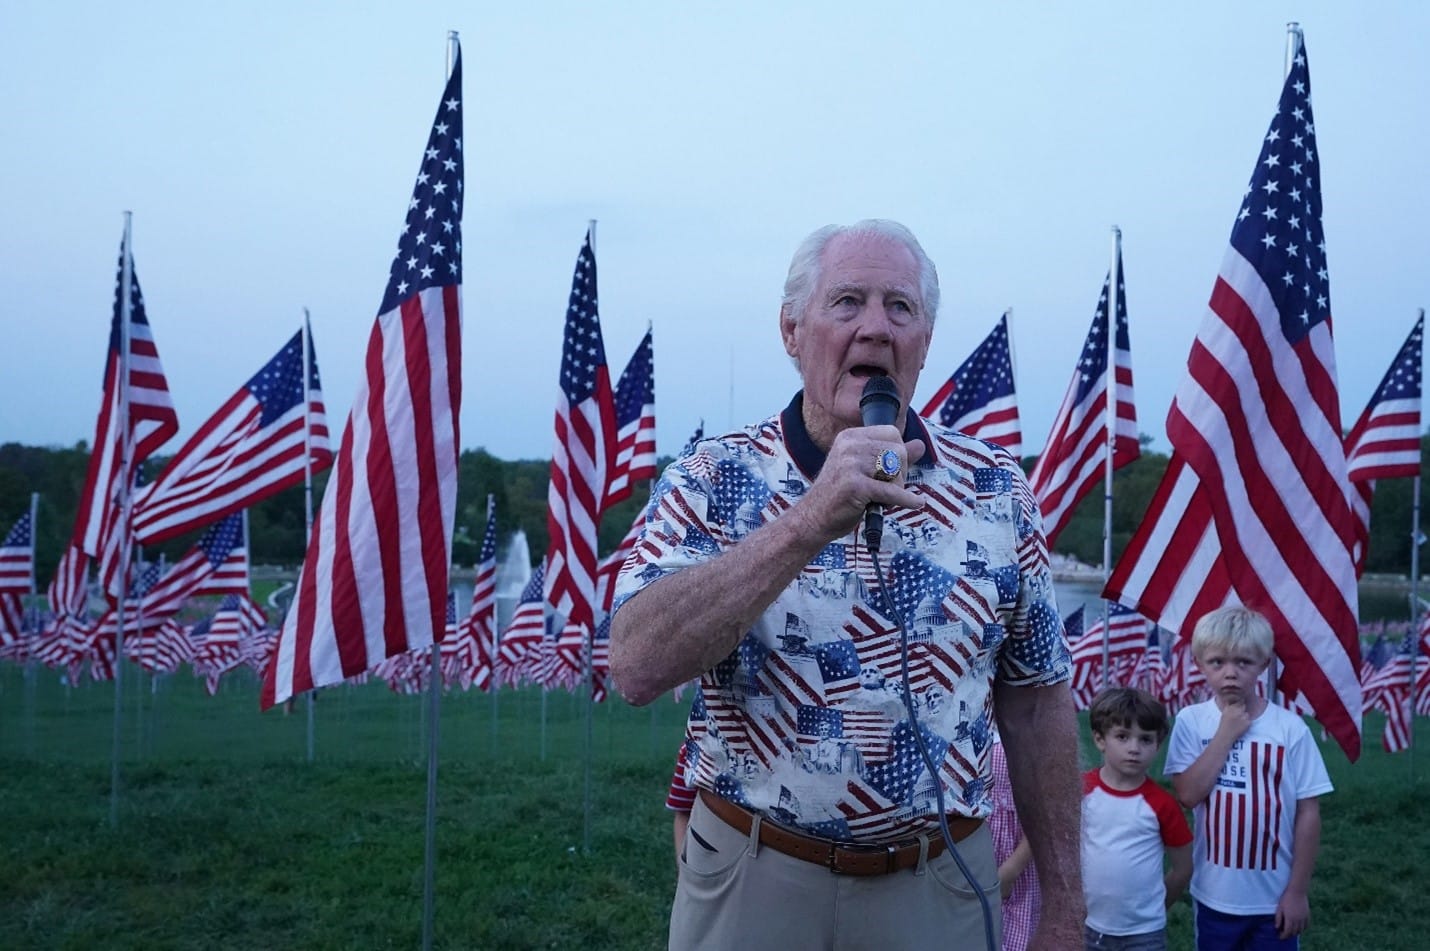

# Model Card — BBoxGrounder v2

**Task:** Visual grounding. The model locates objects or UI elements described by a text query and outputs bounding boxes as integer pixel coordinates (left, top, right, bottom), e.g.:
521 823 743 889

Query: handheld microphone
858 375 901 552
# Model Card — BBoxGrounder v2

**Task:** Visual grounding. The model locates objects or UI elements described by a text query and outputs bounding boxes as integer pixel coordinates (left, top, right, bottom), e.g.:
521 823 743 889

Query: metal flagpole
110 211 137 828
1100 227 1120 690
1409 472 1422 781
301 308 317 763
1408 308 1425 779
582 217 598 856
24 492 39 755
488 495 499 750
421 32 460 951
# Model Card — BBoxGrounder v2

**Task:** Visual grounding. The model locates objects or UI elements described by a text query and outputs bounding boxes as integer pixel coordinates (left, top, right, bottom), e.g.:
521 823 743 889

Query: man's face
780 232 933 448
1195 645 1270 708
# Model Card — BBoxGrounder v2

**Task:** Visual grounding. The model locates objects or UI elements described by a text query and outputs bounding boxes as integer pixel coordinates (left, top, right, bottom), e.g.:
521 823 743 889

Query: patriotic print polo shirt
612 393 1071 843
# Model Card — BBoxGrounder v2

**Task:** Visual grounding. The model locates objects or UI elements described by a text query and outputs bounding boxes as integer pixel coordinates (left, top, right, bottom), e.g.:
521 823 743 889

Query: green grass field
0 664 1425 949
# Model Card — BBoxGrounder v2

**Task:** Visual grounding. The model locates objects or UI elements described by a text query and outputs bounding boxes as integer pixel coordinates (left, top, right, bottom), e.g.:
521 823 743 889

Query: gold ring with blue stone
873 449 901 482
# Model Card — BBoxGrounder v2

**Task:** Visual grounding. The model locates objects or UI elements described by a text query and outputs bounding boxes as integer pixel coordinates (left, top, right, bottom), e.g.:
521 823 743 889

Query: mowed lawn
0 666 1425 950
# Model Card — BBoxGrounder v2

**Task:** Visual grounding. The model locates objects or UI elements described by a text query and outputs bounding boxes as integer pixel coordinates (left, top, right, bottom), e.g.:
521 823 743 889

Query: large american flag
134 326 332 544
604 326 657 508
70 236 179 602
262 51 463 710
0 512 34 595
543 228 617 686
919 311 1022 456
1028 250 1139 546
1104 36 1363 758
1344 314 1422 574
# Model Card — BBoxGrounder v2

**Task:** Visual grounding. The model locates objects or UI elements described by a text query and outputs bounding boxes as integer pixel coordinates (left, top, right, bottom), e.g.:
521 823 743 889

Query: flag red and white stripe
919 311 1022 455
262 51 464 709
605 327 656 508
542 228 617 687
1104 36 1363 759
134 326 332 544
70 232 179 602
1344 314 1422 575
1028 249 1139 545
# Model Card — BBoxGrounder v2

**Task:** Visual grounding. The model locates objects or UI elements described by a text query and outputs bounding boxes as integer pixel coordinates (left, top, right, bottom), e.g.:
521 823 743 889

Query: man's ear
780 304 799 361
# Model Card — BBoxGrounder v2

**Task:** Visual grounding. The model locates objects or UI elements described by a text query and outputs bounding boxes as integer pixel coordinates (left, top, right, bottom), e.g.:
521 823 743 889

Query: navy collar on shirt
779 390 936 482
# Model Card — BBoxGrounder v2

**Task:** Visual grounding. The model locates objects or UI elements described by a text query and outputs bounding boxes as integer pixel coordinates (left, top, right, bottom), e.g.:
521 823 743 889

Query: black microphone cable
867 542 997 951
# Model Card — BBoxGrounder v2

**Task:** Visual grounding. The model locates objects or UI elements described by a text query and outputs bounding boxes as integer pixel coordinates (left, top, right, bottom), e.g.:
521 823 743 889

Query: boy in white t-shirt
1082 687 1192 950
1163 607 1333 950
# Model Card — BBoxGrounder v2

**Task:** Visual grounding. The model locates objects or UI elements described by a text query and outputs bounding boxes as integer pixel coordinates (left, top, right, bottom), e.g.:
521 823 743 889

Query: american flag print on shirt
612 399 1069 841
1207 740 1286 871
262 50 463 709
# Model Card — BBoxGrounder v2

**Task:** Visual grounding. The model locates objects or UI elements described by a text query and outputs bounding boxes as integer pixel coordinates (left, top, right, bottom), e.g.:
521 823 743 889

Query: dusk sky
3 2 1428 463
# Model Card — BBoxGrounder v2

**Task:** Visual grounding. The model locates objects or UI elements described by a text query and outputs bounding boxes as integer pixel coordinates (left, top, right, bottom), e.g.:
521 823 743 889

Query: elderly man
610 220 1082 950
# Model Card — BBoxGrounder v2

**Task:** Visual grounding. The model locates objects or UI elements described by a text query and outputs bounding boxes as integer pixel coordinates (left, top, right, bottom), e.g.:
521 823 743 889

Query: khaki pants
669 794 1002 951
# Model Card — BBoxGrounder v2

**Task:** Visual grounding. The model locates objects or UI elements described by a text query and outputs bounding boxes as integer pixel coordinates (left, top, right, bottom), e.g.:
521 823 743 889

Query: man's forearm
994 681 1085 938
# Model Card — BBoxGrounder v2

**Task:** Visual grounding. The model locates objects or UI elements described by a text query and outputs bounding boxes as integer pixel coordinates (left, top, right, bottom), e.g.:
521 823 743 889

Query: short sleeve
1286 717 1334 799
995 455 1072 687
1147 782 1193 847
611 449 721 617
1162 709 1201 778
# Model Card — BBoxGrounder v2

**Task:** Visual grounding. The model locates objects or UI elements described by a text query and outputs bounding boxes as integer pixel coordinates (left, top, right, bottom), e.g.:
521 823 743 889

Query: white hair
780 219 940 324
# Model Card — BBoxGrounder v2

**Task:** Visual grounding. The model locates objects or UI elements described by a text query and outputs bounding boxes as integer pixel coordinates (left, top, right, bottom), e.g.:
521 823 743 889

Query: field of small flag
0 666 1425 950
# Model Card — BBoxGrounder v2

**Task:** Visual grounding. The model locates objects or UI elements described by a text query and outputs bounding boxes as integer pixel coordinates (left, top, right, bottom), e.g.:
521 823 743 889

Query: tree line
1 437 1424 586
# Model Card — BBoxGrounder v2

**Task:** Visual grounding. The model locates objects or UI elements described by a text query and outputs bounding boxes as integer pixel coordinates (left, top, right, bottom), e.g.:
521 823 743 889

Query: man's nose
855 302 896 340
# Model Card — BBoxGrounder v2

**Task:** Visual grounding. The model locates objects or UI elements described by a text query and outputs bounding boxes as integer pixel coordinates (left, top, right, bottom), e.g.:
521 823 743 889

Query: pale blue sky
3 1 1427 462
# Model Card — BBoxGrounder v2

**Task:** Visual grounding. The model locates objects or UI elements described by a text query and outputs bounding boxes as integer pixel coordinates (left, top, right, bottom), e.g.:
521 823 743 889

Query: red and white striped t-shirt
1163 700 1332 915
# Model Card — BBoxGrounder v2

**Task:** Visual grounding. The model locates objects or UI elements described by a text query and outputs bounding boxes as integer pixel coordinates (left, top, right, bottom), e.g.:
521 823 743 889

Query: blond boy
1163 607 1332 950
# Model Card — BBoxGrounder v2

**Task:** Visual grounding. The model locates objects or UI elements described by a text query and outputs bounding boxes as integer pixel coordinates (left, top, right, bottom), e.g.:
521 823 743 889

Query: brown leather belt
698 789 982 876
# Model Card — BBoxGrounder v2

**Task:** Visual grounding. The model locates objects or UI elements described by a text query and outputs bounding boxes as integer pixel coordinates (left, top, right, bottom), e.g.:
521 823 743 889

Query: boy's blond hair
1190 606 1274 662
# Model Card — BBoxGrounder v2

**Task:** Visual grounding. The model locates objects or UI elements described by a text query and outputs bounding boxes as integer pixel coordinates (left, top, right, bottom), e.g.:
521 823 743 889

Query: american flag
1028 250 1139 546
134 326 332 544
595 508 644 616
123 617 193 674
262 50 464 710
139 513 245 619
0 512 35 595
1103 36 1364 759
447 494 499 690
192 593 265 694
497 561 546 685
47 545 90 619
542 228 617 687
604 326 657 508
190 515 251 597
70 236 179 602
919 311 1022 456
1344 315 1422 575
1069 602 1149 707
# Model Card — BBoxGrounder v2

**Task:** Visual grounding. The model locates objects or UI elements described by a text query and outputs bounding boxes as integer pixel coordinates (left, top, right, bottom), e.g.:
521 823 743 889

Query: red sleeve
1144 781 1193 847
1081 768 1101 796
665 745 696 813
